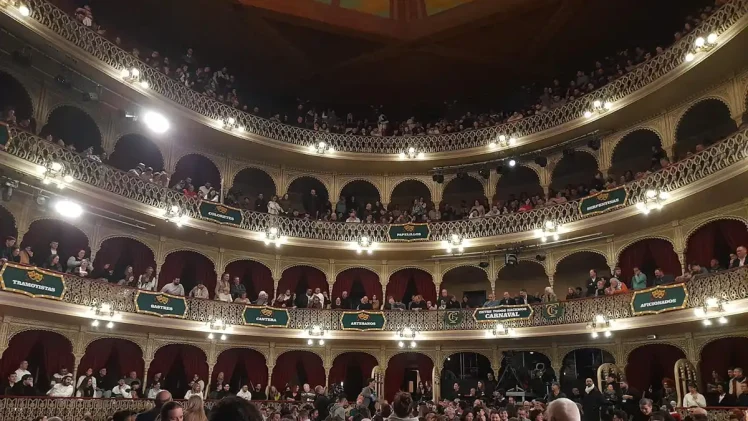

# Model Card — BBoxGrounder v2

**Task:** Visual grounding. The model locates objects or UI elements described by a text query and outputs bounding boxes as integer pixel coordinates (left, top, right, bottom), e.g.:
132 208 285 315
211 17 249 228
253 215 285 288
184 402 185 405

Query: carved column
267 365 274 390
72 354 83 380
142 359 152 387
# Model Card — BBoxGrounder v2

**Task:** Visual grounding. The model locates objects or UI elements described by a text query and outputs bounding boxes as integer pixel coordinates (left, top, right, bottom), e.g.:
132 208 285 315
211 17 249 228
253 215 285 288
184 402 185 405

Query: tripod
498 364 524 392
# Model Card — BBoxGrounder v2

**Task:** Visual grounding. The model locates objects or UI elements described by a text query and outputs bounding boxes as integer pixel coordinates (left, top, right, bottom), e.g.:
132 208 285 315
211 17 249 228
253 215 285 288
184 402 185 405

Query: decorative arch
149 343 208 397
685 218 748 269
674 98 737 158
442 351 493 377
158 250 217 296
170 153 222 192
0 204 18 241
0 70 35 121
0 330 75 388
550 150 599 192
231 167 278 206
616 237 681 285
93 236 156 281
286 176 330 215
333 268 382 308
389 178 433 209
495 165 543 203
224 259 274 301
698 337 748 390
339 179 382 209
109 133 165 172
386 268 435 307
496 260 549 297
385 352 434 401
212 348 268 392
609 129 663 176
559 348 615 393
40 105 103 153
277 265 328 302
21 218 90 268
272 351 325 389
442 175 486 208
78 338 144 380
330 352 379 401
441 265 490 307
553 250 610 297
625 344 686 392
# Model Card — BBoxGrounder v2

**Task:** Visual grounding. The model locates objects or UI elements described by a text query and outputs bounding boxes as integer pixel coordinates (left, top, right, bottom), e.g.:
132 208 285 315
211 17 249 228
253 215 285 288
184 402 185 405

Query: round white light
18 4 30 16
694 308 706 317
131 68 140 78
707 33 718 44
51 162 63 172
63 175 74 183
307 339 314 345
499 135 506 142
685 53 695 62
553 233 560 241
228 117 236 125
220 334 227 341
489 142 497 149
417 152 425 159
398 152 405 159
208 333 214 340
604 102 613 110
593 100 602 108
308 144 317 152
584 111 593 118
694 37 705 48
106 321 114 329
718 316 728 324
142 111 170 133
408 147 415 153
508 137 517 145
703 319 712 326
270 227 278 235
604 330 612 338
318 339 325 345
120 69 131 79
91 320 99 327
508 159 516 167
398 341 404 348
139 80 149 89
591 331 598 339
54 200 83 218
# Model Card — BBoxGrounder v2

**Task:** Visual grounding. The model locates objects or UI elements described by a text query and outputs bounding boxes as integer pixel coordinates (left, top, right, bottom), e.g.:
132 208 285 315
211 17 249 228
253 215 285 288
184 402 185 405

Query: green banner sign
473 305 533 323
340 311 386 331
540 302 565 321
387 223 431 242
0 263 66 300
0 123 11 149
579 186 628 216
631 284 688 315
243 306 289 328
444 310 464 326
198 201 244 227
134 291 188 318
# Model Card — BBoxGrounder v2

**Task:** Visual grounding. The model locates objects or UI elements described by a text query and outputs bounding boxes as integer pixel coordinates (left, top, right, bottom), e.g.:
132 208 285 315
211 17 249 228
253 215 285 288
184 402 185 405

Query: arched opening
149 344 208 398
272 351 325 390
699 338 748 391
40 106 102 153
685 220 748 269
495 351 554 396
93 237 155 281
286 176 329 217
158 250 217 297
554 252 610 298
550 151 598 193
170 154 221 193
0 71 34 126
0 330 74 389
339 180 381 219
390 180 432 212
496 260 549 299
559 348 615 394
224 260 274 302
625 344 685 393
385 353 433 400
230 168 277 210
386 268 435 308
21 219 90 269
333 268 382 310
330 352 378 401
0 205 18 242
441 266 490 308
212 348 267 396
675 99 737 159
441 352 492 399
78 338 144 385
109 134 164 172
494 166 543 204
442 175 486 213
618 239 681 288
610 130 662 177
277 266 328 305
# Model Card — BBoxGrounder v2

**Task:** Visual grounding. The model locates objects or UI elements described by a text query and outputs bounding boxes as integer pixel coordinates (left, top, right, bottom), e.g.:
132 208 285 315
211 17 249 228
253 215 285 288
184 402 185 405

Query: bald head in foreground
547 398 581 421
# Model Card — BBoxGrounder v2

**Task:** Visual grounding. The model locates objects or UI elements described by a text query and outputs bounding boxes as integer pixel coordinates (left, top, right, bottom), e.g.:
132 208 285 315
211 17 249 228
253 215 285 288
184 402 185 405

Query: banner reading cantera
388 223 431 241
473 304 533 323
631 283 688 315
340 311 386 331
198 201 244 227
243 306 289 328
134 291 188 318
0 263 66 300
579 186 628 216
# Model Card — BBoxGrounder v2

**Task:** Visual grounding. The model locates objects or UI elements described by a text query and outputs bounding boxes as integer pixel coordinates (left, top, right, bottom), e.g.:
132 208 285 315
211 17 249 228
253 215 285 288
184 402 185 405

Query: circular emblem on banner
541 302 564 320
444 310 464 326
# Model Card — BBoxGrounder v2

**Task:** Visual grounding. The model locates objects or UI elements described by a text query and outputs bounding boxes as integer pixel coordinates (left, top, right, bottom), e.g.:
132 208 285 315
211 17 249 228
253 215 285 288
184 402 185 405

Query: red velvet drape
699 338 748 390
212 348 267 387
157 251 217 296
225 260 274 301
271 351 325 389
384 353 433 400
387 269 436 303
169 154 221 191
78 338 144 378
148 344 208 385
618 239 682 286
93 237 156 277
277 266 328 297
625 344 685 392
333 268 382 302
686 220 748 267
0 330 74 378
329 352 377 385
20 219 90 267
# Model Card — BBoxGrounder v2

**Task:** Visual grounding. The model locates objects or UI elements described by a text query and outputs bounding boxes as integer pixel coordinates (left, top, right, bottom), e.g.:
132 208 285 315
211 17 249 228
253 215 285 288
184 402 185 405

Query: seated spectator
708 258 723 273
541 287 557 303
230 276 246 300
631 267 647 290
729 246 747 268
498 292 515 306
358 296 373 310
565 287 578 300
112 378 132 398
409 295 427 310
161 277 185 296
47 374 74 397
137 267 157 291
384 296 406 311
189 283 210 299
652 268 673 286
12 374 37 396
254 291 269 305
66 249 86 273
447 295 462 309
605 278 628 295
594 280 607 296
42 254 63 272
515 289 537 305
483 293 500 307
183 184 198 198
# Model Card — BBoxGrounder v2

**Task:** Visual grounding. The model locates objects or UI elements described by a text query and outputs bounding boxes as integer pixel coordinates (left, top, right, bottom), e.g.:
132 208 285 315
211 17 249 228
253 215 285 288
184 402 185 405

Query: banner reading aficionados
579 186 628 216
473 304 533 323
631 284 688 315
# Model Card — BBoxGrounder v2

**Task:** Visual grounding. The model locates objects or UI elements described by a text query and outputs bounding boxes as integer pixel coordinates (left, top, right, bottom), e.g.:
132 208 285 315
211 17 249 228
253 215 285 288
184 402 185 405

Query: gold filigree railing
3 0 746 153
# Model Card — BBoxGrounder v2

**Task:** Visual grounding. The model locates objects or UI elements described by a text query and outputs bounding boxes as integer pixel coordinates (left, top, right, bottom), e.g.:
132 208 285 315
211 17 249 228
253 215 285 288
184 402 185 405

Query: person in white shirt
345 211 361 223
313 288 325 306
147 382 163 399
189 283 210 299
14 361 30 384
682 383 707 408
184 382 202 399
76 368 97 390
267 196 284 215
161 278 185 296
47 374 74 397
111 378 132 398
236 385 252 400
51 368 69 386
137 267 157 291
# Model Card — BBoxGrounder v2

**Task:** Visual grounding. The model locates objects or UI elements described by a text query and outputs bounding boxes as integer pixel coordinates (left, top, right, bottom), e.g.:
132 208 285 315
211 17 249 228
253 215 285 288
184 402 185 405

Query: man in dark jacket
135 390 172 421
619 380 642 418
582 378 608 421
252 383 267 400
313 386 330 420
11 374 37 396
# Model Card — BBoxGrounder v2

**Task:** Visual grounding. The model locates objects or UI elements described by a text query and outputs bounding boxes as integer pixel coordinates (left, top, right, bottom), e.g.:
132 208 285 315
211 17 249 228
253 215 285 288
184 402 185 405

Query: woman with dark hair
43 254 63 272
390 392 418 421
529 409 545 421
159 401 184 421
76 376 95 397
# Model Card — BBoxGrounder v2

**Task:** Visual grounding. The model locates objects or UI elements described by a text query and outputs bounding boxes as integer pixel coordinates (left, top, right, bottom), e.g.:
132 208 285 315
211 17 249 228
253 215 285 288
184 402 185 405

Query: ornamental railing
42 267 748 331
6 0 747 154
5 128 748 243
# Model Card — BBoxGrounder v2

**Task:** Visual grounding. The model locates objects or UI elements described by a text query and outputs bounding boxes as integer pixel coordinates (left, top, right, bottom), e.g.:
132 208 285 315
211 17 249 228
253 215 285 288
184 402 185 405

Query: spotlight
587 139 601 151
18 4 30 17
508 159 516 167
432 174 444 184
478 169 490 180
142 111 170 133
495 165 504 175
535 254 546 262
54 200 83 218
534 156 547 167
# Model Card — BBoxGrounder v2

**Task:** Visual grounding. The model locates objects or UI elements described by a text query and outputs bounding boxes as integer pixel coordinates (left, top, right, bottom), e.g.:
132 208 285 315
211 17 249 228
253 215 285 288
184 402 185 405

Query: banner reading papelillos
340 311 386 331
243 306 289 328
473 305 533 323
631 284 688 315
387 223 431 241
198 201 244 227
134 291 188 318
0 263 66 300
579 186 628 216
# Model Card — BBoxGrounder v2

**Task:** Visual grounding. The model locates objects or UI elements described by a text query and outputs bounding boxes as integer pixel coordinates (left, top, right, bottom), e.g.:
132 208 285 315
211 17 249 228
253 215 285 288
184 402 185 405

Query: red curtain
148 344 208 385
277 266 328 297
93 237 156 277
387 269 435 303
384 353 433 400
20 219 90 267
271 351 325 389
0 330 74 379
333 268 382 302
618 239 682 285
329 352 377 385
78 338 144 378
625 344 685 392
686 220 748 267
212 348 267 387
699 338 748 390
169 154 221 191
225 260 274 301
157 251 217 296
